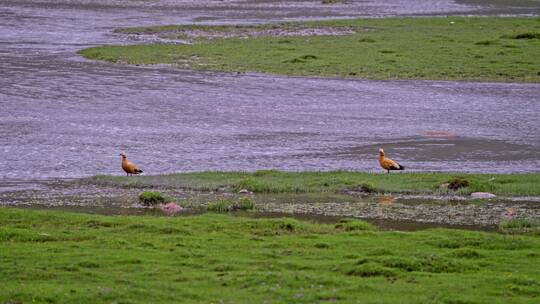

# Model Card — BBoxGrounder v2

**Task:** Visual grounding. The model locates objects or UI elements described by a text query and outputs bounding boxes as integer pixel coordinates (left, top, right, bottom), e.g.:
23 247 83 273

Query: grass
139 191 169 206
207 197 254 212
82 171 540 196
1 207 540 303
79 17 540 82
500 218 540 235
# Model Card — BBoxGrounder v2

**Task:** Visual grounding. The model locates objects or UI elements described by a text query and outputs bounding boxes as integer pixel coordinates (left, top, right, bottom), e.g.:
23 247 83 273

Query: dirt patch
124 26 356 43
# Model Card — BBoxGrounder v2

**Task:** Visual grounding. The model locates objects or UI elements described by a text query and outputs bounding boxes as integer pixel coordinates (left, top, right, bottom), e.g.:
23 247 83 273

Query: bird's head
119 152 127 159
378 148 385 156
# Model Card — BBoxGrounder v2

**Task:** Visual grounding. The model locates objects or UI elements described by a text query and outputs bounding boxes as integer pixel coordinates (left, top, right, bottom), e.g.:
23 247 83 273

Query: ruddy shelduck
378 148 404 174
119 152 143 176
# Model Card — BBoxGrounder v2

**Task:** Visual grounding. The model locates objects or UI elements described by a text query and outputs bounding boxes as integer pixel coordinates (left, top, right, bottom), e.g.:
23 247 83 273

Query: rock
159 202 183 216
503 207 517 218
470 192 496 199
238 189 250 194
216 187 227 193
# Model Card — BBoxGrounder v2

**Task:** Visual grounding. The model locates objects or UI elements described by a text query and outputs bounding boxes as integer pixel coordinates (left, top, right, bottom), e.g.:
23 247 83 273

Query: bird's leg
387 170 390 174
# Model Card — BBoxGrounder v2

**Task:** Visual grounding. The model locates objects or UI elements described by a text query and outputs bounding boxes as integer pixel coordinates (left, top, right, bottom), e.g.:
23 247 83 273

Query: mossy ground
80 17 540 82
83 171 540 196
1 208 539 303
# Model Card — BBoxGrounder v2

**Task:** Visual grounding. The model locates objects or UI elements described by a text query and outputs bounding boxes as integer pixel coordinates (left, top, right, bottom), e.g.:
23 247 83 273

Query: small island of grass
79 17 540 82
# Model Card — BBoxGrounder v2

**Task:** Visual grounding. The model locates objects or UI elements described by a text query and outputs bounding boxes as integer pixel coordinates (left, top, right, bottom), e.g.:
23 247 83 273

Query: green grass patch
139 191 170 206
81 171 540 196
500 218 540 235
207 197 254 212
1 208 540 303
334 218 376 231
80 17 540 82
446 176 470 191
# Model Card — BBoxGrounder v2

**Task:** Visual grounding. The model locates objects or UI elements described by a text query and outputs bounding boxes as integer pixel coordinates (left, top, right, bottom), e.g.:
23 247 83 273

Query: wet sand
1 0 539 183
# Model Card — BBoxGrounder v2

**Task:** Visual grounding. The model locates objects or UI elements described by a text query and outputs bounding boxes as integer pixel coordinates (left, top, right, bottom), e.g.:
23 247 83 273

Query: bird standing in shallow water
120 152 143 176
378 148 404 174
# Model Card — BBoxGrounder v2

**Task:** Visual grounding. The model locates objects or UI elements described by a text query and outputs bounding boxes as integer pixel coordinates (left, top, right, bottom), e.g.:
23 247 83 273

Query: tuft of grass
335 218 375 231
450 248 483 259
378 254 468 273
500 218 540 235
207 197 254 212
139 191 168 206
207 199 236 212
475 40 498 45
344 262 397 277
358 183 376 193
446 177 470 191
237 197 254 210
510 32 540 39
358 37 376 43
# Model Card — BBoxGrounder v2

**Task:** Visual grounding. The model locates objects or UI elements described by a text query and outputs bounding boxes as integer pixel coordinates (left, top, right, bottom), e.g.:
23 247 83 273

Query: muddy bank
255 196 540 227
1 179 538 228
121 25 357 44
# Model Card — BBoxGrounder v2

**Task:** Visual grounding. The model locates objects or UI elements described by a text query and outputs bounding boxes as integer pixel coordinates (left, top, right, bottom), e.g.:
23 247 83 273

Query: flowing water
1 0 540 184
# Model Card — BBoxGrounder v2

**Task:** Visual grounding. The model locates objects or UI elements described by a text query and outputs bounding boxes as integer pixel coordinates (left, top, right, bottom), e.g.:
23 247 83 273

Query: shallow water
15 204 498 232
1 0 539 182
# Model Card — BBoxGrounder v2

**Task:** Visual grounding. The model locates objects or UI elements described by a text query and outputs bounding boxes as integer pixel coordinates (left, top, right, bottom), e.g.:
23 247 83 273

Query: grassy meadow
79 17 540 82
1 208 540 303
83 171 540 196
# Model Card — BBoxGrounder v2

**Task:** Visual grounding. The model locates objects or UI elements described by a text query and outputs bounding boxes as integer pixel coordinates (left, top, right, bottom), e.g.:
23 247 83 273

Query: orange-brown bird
120 152 143 176
378 148 404 174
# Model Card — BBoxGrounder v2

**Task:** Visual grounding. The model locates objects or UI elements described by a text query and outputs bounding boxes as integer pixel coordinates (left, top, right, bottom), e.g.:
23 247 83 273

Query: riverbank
79 17 540 82
83 171 540 197
1 207 539 303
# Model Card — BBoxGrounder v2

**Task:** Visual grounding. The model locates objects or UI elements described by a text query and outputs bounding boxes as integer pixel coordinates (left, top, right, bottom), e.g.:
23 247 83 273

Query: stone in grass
238 189 252 194
470 192 496 199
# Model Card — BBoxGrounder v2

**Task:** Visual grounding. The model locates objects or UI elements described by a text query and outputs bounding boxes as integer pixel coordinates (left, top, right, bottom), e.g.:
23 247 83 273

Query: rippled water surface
1 0 539 181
